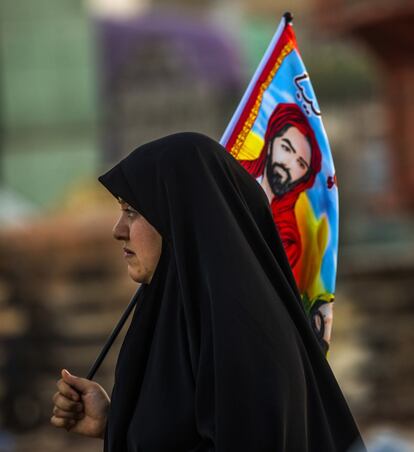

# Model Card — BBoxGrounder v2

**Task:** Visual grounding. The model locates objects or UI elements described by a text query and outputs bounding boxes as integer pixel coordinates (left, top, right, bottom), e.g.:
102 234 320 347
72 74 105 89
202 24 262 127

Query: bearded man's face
266 126 312 196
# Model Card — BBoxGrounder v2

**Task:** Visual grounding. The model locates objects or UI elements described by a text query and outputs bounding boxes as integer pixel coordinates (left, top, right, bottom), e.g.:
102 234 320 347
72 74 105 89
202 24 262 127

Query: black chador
99 132 365 452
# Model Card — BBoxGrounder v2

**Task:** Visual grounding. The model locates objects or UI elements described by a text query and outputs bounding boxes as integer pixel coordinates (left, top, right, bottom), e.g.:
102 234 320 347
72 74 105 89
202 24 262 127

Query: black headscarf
98 132 365 452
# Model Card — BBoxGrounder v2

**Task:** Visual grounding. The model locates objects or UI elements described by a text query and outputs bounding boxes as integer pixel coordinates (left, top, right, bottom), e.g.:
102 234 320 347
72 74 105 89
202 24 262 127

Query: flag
220 13 338 350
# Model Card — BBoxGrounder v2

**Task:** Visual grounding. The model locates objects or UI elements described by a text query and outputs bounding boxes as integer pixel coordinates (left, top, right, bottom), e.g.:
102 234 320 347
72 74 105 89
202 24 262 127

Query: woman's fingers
50 415 76 430
52 391 83 412
51 370 110 439
61 369 90 394
56 378 80 402
53 406 84 420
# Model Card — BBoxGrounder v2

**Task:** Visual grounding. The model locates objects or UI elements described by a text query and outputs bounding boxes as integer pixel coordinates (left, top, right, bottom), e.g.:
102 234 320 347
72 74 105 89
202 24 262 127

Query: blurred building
313 0 414 434
96 12 242 163
314 0 414 211
0 0 243 210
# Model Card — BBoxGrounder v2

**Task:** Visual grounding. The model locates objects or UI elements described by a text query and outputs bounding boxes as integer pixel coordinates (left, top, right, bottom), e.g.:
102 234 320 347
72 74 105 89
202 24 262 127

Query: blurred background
0 0 413 450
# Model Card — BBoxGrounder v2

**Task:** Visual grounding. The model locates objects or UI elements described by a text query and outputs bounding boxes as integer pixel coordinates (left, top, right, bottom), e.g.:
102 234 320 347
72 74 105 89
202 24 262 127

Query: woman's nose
112 216 129 241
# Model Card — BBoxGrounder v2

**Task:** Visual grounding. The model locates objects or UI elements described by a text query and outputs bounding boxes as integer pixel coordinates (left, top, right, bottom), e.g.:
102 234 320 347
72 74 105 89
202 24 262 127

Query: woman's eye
127 209 138 218
124 208 138 218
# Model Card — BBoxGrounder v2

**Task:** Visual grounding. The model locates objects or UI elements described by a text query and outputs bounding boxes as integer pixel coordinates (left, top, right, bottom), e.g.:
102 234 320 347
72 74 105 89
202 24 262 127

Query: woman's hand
51 369 110 439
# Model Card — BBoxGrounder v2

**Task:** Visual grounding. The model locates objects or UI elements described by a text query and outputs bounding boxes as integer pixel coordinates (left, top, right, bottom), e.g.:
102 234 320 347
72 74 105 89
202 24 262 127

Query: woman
51 132 365 451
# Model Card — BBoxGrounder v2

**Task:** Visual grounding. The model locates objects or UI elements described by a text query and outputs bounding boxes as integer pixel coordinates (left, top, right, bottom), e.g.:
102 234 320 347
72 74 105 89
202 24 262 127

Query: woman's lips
123 247 135 258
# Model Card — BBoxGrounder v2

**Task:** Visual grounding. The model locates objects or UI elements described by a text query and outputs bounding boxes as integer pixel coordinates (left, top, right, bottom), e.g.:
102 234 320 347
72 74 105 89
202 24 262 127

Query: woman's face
112 200 162 284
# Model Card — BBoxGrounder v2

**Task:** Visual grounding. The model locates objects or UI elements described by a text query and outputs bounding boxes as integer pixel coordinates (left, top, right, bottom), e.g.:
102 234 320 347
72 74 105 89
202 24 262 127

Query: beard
266 160 310 197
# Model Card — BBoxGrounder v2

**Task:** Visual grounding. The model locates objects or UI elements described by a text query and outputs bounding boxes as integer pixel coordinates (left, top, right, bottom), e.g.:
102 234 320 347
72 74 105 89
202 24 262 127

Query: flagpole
86 286 143 380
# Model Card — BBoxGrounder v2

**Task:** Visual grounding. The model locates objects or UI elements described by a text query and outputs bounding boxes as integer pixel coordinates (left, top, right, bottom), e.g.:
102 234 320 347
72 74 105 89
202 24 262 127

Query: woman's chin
127 266 148 284
127 267 140 283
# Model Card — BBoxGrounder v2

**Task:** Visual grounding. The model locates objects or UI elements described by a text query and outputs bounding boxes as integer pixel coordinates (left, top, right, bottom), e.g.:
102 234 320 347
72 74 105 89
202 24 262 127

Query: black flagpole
86 286 143 380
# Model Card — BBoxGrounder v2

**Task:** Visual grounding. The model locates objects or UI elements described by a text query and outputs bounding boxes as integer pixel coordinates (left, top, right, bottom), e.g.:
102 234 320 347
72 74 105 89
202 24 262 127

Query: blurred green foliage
0 0 98 208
